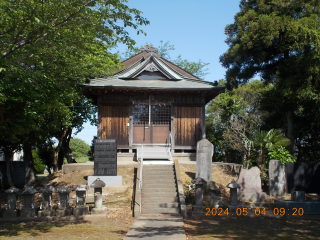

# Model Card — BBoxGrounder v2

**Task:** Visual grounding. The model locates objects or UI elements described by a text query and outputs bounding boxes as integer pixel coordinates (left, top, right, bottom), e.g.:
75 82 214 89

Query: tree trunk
4 150 14 187
287 110 295 154
62 127 75 164
53 130 65 172
58 127 75 169
23 144 35 186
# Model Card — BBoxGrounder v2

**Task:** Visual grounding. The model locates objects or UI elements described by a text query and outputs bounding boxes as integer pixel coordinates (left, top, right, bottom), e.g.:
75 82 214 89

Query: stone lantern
3 186 19 218
72 185 89 216
90 178 106 215
21 186 37 218
56 186 71 217
191 177 207 216
38 186 55 217
227 179 241 212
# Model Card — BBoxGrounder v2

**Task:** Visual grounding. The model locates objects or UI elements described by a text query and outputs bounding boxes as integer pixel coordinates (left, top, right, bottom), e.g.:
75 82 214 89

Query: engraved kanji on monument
94 139 117 176
196 139 213 182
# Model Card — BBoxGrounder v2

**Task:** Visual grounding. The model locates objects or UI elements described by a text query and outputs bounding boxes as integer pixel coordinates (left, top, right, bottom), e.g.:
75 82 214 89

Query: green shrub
268 146 295 164
32 149 46 174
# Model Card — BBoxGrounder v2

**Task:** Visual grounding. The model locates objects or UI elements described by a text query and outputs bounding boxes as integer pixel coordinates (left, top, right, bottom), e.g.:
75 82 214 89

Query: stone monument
2 186 19 218
56 186 71 217
236 167 265 202
269 160 286 197
196 139 213 182
38 186 55 217
88 139 122 186
20 186 37 218
73 185 89 216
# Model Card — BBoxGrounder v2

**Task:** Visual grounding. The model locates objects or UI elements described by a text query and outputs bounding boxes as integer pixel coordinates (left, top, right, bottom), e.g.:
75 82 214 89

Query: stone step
142 169 174 174
142 187 177 193
143 178 176 184
141 197 179 203
141 191 177 198
142 202 179 208
141 207 180 214
143 165 174 170
143 175 175 180
143 183 176 188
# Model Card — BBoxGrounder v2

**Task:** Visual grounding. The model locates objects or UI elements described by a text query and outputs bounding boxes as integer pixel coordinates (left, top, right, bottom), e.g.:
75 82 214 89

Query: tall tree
220 0 320 160
0 0 149 183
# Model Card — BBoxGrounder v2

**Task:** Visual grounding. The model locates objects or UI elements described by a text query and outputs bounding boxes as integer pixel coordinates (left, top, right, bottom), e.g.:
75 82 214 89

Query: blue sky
75 0 241 144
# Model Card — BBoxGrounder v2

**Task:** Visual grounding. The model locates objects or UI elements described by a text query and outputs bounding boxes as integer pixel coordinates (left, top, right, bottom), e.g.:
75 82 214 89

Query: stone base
73 206 89 216
274 200 320 215
238 192 266 202
91 207 106 215
3 209 18 218
20 209 36 218
228 205 243 212
88 176 122 187
55 209 72 217
38 209 55 217
192 205 206 216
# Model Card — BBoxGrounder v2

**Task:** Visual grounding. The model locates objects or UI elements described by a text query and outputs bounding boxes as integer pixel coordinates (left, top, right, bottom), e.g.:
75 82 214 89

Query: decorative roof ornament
140 44 159 55
145 62 159 72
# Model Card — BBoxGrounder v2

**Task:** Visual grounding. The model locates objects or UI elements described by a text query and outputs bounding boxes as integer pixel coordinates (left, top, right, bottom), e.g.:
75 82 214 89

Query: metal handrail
138 145 144 213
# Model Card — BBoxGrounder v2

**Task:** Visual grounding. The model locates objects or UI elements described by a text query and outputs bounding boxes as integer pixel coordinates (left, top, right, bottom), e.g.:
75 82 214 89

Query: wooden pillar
97 95 102 139
171 104 175 152
129 104 133 153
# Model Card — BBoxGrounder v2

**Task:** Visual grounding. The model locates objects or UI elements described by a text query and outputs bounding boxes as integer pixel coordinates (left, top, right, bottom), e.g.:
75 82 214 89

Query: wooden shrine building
81 44 224 161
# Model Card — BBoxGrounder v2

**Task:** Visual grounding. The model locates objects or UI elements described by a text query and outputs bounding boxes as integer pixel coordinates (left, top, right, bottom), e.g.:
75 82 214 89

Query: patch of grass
75 156 89 163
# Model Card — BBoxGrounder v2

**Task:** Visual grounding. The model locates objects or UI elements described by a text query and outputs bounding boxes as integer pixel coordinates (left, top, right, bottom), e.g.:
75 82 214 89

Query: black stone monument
94 139 117 176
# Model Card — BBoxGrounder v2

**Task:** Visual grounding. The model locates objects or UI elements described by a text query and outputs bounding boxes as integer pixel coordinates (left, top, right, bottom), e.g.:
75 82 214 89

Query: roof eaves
153 57 182 80
159 57 201 80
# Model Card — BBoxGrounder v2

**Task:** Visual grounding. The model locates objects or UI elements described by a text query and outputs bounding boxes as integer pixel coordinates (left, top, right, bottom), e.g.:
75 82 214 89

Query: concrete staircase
141 164 180 215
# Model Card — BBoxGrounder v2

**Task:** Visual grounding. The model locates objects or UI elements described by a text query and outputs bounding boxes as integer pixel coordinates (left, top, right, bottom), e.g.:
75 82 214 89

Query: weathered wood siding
174 106 202 146
101 105 129 146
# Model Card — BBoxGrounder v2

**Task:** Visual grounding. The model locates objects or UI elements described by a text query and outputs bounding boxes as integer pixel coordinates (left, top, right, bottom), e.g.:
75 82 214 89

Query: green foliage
268 146 295 164
220 0 320 161
0 0 149 156
206 80 270 163
88 136 97 161
32 149 45 174
70 138 90 158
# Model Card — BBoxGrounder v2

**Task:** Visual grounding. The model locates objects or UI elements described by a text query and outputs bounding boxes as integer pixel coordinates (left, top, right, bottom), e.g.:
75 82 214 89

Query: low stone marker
2 186 19 218
90 178 106 215
236 167 265 202
227 179 241 212
191 177 207 216
196 139 213 182
20 186 37 218
56 186 71 217
269 160 286 197
73 185 89 216
38 186 55 217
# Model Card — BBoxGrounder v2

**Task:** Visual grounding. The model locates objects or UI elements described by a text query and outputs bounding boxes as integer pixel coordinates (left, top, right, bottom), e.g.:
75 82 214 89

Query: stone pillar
3 186 19 218
291 191 305 202
38 186 55 217
20 186 37 218
73 185 89 216
90 178 106 215
191 177 207 216
227 180 241 212
56 186 71 217
269 160 286 197
196 139 213 182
